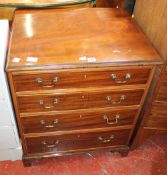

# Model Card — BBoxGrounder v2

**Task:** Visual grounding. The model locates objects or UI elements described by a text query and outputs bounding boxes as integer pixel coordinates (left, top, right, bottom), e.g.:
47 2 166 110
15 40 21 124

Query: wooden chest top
6 8 162 71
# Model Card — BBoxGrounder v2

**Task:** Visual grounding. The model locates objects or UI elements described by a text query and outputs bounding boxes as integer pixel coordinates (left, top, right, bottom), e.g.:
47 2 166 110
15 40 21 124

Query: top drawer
12 67 151 92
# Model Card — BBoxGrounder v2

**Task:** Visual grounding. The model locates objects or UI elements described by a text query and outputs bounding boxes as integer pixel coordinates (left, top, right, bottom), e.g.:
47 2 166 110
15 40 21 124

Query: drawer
13 68 151 92
156 71 167 102
18 89 144 113
25 129 131 154
145 102 167 128
21 108 138 133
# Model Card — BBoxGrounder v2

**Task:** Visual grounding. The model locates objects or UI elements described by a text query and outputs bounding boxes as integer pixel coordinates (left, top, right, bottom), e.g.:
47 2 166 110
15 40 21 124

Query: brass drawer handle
35 77 60 88
38 99 60 109
42 140 59 148
98 135 115 143
111 73 131 84
103 114 120 125
106 95 126 104
40 119 59 128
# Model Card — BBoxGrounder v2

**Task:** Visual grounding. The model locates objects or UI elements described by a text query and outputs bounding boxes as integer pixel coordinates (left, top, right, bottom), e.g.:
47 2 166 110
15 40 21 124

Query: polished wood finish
134 0 167 60
22 145 130 166
6 9 162 166
13 67 151 92
0 7 15 21
144 102 167 129
133 68 167 147
133 127 167 148
21 108 138 134
156 71 167 102
96 0 124 8
6 9 162 72
132 0 167 148
18 89 144 113
25 129 131 154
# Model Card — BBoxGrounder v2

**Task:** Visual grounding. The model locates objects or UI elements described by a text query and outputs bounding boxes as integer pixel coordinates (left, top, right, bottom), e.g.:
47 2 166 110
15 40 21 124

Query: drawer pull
35 77 60 88
106 95 126 104
40 119 59 128
111 73 131 84
38 99 60 109
98 135 115 143
103 114 120 125
42 140 59 148
53 99 60 104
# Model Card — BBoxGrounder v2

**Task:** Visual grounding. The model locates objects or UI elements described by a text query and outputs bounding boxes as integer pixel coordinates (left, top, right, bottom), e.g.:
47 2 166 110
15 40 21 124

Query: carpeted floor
0 135 166 175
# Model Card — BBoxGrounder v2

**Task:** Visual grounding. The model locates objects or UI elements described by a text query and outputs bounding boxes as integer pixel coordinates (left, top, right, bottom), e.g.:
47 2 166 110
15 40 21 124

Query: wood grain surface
17 89 144 113
21 108 138 134
144 102 167 129
96 0 124 7
132 0 167 148
12 67 151 92
25 128 131 154
6 8 162 165
0 7 15 21
132 127 167 148
156 71 167 102
6 8 162 71
134 0 167 60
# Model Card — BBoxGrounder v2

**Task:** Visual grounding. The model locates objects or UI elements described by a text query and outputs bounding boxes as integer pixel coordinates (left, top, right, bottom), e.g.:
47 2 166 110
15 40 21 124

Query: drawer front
13 68 150 92
145 102 167 128
25 129 131 154
21 108 138 133
18 89 144 113
156 71 167 102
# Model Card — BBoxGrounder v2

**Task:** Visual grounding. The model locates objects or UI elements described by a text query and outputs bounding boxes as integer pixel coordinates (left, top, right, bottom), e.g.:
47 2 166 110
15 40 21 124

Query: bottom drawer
25 129 131 154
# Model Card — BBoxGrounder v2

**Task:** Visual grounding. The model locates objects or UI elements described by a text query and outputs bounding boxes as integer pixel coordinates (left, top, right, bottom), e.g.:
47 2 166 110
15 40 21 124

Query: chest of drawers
6 8 163 166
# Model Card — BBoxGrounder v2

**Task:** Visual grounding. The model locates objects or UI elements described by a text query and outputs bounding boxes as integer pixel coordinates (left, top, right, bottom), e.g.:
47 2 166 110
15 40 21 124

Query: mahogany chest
6 8 163 166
